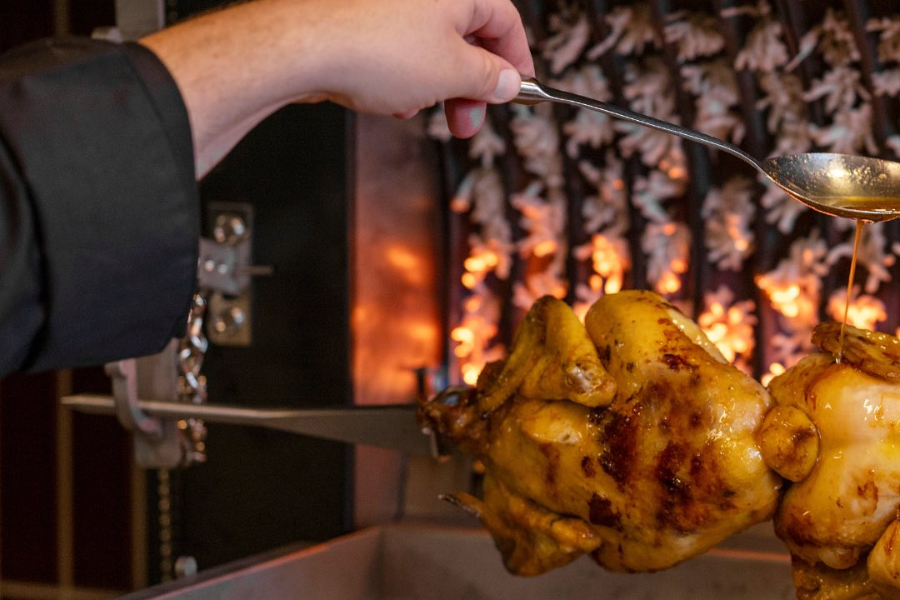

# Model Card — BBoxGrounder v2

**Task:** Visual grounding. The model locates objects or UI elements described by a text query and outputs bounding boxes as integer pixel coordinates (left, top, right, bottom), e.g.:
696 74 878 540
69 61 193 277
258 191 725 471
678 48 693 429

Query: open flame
573 233 629 320
462 247 502 290
697 287 756 374
826 288 887 331
657 271 682 295
644 221 689 297
450 291 503 386
761 362 786 387
588 234 627 294
755 277 819 324
699 304 751 360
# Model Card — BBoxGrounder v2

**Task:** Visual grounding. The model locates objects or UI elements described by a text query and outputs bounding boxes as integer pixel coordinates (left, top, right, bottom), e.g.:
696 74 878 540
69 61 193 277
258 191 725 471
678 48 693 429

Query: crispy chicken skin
760 323 900 600
420 291 781 575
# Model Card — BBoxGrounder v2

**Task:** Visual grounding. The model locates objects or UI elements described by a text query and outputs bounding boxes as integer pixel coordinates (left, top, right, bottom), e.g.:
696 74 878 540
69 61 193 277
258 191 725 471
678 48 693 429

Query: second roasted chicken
759 322 900 600
420 290 782 575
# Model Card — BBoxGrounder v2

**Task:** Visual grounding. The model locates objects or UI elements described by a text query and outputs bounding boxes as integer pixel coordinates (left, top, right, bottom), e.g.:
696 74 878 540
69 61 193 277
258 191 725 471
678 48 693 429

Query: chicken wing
420 290 781 575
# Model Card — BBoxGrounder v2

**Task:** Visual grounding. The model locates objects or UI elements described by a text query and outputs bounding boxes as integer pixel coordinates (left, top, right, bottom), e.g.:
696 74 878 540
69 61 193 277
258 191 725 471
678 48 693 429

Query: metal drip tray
118 523 795 600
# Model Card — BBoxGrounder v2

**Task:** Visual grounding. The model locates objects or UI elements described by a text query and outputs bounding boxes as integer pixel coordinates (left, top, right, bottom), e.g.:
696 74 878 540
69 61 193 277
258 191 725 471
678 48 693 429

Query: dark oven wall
149 0 357 582
145 105 356 580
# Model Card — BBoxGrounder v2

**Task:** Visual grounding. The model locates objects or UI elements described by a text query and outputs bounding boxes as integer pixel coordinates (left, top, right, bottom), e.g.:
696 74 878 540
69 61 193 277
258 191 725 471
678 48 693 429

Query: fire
755 235 828 340
756 275 818 323
450 325 475 355
573 301 591 322
385 245 420 272
450 197 470 213
464 250 500 274
826 289 887 331
533 240 559 257
761 362 786 387
657 271 682 295
451 315 499 385
698 288 756 372
584 234 627 294
460 363 481 386
667 166 688 180
464 257 487 273
450 289 502 386
643 221 689 298
462 246 502 286
572 234 629 318
724 214 752 254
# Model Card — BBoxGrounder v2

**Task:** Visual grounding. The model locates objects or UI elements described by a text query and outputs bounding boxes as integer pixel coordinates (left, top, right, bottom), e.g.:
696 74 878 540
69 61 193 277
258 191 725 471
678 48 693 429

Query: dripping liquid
837 219 865 363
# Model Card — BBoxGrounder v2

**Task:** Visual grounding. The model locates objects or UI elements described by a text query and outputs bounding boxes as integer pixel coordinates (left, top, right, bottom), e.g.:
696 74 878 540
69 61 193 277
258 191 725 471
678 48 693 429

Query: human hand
294 0 536 138
141 0 535 175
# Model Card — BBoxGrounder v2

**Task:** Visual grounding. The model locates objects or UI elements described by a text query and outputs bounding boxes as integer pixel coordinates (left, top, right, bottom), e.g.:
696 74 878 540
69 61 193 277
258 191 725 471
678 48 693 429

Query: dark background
0 1 355 596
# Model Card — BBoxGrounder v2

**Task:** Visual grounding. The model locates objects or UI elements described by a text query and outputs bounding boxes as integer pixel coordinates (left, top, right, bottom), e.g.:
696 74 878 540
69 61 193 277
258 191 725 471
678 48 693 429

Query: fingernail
492 69 520 103
468 105 486 131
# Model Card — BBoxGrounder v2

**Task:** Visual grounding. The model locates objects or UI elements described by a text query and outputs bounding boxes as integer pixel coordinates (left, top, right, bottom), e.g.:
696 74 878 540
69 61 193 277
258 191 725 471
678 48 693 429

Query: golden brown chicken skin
420 291 781 575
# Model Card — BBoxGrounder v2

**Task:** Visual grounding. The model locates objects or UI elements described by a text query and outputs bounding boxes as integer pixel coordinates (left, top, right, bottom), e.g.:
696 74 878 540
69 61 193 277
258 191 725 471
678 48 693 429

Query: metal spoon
514 78 900 222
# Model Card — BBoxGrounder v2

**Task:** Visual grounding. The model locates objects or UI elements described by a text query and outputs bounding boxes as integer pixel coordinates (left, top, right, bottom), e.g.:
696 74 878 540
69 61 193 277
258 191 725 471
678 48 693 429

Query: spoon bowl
762 153 900 222
514 78 900 222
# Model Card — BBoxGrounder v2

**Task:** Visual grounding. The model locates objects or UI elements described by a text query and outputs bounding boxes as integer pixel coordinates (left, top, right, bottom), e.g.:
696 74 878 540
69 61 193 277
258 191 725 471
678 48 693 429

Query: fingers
393 109 420 120
444 0 533 108
465 0 535 78
308 0 533 139
445 98 487 139
443 0 533 139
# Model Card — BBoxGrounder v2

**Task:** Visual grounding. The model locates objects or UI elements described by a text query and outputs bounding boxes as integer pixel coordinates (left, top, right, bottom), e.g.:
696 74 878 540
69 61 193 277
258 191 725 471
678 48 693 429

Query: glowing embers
461 247 503 290
698 286 757 374
644 221 690 296
450 294 502 386
826 288 887 333
757 280 813 320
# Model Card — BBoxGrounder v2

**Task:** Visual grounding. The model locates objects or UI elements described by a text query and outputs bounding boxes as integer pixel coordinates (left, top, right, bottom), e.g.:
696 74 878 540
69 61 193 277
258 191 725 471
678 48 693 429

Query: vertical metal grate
436 0 900 386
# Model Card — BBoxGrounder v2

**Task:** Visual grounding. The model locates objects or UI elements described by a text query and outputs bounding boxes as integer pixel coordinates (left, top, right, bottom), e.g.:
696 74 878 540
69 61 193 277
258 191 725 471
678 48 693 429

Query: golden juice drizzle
816 197 900 220
838 219 865 363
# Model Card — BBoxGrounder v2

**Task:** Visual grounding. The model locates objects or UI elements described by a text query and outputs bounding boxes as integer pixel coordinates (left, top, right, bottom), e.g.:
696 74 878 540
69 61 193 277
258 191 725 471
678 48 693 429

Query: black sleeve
0 37 199 375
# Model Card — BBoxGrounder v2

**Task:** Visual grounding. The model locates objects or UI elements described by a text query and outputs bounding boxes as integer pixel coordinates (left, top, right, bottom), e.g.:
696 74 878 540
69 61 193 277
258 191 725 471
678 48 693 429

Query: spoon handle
513 78 763 173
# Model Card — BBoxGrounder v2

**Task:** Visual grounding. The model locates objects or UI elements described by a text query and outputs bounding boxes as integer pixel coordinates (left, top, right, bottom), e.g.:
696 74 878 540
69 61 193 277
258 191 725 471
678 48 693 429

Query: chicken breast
420 290 781 575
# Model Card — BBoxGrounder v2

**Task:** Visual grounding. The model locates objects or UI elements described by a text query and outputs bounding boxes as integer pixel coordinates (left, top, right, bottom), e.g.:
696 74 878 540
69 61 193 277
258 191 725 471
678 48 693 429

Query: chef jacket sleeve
0 37 199 375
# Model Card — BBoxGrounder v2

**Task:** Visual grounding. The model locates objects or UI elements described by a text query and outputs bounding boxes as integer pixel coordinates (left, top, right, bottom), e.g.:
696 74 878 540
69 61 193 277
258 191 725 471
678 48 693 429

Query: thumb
489 68 523 103
456 44 523 104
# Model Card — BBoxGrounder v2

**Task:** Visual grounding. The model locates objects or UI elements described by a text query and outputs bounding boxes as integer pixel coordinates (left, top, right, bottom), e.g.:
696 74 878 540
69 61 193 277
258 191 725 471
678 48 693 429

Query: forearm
139 0 326 178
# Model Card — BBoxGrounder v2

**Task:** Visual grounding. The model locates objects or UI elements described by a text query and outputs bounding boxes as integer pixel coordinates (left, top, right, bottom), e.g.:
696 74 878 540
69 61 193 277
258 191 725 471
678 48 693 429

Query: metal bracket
197 238 241 296
104 340 188 469
106 358 161 438
203 202 271 347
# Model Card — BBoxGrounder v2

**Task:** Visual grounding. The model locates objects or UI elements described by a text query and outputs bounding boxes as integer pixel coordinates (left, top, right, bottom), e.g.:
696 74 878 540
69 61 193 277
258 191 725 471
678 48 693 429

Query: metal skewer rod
62 394 438 457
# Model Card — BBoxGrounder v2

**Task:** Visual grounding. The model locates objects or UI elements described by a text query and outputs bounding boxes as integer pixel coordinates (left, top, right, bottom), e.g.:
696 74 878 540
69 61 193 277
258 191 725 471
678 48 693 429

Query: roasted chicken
759 322 900 600
420 290 781 575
